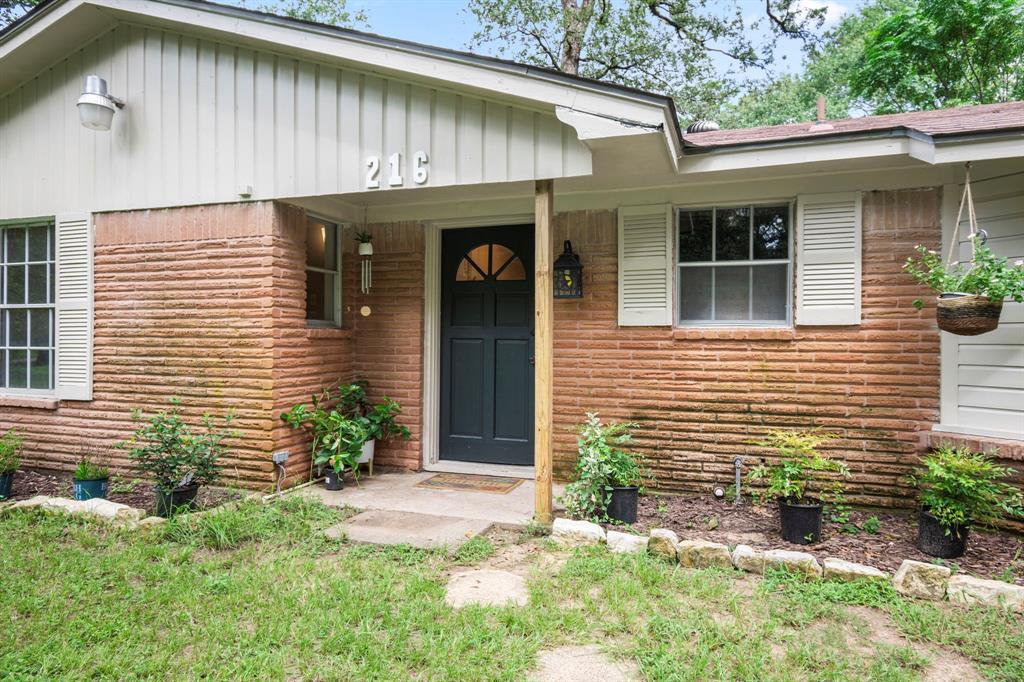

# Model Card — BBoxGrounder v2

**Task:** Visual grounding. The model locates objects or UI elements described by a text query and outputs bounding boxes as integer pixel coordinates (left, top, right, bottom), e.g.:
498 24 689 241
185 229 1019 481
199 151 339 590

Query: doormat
415 473 524 494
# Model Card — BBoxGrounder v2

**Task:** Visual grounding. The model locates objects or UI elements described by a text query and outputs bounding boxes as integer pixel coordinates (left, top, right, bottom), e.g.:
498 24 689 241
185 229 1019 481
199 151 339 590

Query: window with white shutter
795 192 862 326
55 212 94 400
1 219 56 393
618 204 673 326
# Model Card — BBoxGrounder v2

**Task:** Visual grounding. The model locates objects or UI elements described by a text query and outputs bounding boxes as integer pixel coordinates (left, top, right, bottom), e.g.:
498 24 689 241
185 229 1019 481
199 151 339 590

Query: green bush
559 412 646 522
748 429 849 504
0 429 21 474
73 457 109 482
118 398 233 493
910 444 1024 532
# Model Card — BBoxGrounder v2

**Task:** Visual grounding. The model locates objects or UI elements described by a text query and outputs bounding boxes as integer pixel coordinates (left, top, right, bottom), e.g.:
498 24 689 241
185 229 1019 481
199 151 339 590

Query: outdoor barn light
553 240 583 299
77 75 124 131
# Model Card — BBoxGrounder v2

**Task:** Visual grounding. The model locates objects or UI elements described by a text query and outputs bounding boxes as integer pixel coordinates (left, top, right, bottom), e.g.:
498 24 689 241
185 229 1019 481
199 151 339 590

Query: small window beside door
455 243 526 282
305 216 341 326
677 204 792 325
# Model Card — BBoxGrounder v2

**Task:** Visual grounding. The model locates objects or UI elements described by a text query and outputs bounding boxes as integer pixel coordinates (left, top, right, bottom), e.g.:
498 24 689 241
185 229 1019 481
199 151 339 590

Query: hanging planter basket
936 292 1003 336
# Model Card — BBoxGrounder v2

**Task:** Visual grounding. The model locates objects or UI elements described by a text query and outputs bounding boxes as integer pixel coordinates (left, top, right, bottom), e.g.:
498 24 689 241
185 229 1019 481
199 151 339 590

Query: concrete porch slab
324 509 493 550
303 471 564 527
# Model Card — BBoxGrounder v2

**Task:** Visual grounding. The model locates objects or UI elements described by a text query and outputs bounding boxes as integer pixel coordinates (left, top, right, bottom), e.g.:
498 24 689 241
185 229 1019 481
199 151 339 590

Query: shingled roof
683 101 1024 151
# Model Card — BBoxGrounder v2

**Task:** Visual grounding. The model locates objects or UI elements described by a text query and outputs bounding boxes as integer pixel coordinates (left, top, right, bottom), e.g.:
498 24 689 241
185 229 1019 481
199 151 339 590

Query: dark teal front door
440 226 534 465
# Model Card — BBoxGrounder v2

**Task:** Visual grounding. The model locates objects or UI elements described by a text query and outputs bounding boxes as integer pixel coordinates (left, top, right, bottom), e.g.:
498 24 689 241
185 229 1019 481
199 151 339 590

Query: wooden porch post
534 179 554 524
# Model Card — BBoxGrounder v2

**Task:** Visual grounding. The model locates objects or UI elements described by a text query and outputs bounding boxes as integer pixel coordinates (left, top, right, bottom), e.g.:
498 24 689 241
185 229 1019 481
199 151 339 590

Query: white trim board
424 461 536 480
421 214 534 470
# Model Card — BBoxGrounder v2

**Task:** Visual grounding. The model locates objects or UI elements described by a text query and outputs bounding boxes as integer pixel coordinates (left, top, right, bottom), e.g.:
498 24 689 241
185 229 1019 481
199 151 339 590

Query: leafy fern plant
559 413 645 522
909 444 1024 533
0 429 21 474
748 430 849 504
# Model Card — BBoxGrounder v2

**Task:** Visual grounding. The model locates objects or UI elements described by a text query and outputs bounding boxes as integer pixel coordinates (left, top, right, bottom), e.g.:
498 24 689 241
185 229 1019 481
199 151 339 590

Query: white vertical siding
0 24 592 219
943 173 1024 439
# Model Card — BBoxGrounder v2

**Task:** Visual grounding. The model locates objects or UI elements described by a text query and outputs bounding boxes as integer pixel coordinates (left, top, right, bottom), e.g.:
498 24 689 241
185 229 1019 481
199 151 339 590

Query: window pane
753 264 788 321
678 210 712 262
466 244 489 273
49 264 55 303
491 244 515 274
48 225 56 260
305 271 337 323
495 256 526 281
30 309 50 347
8 349 27 388
715 207 750 261
5 264 25 303
714 266 750 321
456 257 486 282
27 264 47 303
305 219 337 271
29 349 51 389
28 227 49 262
679 267 712 321
0 350 5 388
8 309 27 346
5 228 26 263
753 206 789 260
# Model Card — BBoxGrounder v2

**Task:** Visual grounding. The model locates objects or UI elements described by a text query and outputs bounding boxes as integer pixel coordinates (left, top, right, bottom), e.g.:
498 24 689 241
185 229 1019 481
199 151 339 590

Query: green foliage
0 0 41 29
765 565 901 607
862 515 882 534
118 398 233 493
559 412 646 522
453 536 496 563
851 0 1024 113
0 428 22 474
903 237 1024 307
280 381 409 481
748 429 849 503
353 230 372 244
909 444 1024 531
247 0 366 28
73 458 109 482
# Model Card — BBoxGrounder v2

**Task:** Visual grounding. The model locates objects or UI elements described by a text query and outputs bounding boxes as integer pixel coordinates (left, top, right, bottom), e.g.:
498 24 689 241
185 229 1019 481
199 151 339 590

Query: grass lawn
1 497 1022 681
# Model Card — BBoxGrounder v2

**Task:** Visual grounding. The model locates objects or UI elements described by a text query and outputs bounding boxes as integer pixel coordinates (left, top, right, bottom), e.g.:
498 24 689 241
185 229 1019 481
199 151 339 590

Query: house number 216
366 151 429 188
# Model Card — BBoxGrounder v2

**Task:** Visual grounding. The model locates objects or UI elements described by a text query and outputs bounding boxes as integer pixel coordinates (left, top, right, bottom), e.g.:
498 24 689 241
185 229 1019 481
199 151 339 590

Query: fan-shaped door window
455 243 526 282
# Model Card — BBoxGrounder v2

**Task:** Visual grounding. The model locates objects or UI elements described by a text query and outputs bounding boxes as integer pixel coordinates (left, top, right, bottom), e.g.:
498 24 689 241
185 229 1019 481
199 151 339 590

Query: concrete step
324 509 493 550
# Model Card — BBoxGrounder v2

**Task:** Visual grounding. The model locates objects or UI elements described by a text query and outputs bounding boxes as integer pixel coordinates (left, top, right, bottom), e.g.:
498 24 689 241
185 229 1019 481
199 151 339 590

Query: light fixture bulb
76 75 123 131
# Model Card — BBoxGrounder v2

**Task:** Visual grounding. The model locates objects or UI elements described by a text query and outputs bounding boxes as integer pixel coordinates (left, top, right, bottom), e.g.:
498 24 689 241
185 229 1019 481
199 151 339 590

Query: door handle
529 355 535 366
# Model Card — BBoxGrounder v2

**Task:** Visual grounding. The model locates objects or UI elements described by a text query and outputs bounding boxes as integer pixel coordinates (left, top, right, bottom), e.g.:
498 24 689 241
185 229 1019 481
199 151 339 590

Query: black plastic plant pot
73 478 109 501
779 499 822 545
155 483 200 518
917 510 969 559
323 469 344 491
607 486 639 524
0 471 13 500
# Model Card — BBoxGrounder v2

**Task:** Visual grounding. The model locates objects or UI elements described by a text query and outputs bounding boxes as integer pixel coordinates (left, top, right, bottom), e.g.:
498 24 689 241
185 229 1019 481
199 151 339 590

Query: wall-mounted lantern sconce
77 75 125 131
553 240 583 299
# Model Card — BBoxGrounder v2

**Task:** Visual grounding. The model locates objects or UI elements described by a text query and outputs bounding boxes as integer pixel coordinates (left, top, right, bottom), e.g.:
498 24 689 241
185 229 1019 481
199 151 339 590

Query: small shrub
118 398 233 493
903 236 1024 308
909 444 1024 533
862 515 881 534
748 429 849 504
0 429 22 474
558 412 646 522
73 457 109 482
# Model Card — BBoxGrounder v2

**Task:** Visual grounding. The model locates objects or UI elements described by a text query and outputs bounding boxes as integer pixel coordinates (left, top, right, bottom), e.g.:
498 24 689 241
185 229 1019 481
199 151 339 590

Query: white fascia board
679 137 913 174
927 135 1024 164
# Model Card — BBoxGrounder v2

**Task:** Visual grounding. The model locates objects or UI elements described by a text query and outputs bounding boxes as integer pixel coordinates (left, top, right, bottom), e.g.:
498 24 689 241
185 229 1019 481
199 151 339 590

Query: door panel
440 226 534 465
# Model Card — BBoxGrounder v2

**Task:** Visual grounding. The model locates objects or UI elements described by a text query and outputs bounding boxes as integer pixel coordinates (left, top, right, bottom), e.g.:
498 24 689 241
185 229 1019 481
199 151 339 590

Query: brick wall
550 190 942 507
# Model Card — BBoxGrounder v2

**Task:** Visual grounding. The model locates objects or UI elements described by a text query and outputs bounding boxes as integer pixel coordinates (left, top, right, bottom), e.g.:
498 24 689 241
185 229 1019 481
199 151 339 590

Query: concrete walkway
303 471 563 527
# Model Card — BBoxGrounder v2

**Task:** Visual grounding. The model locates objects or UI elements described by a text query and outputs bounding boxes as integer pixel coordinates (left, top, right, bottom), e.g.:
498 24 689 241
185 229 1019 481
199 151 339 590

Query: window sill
672 327 796 341
0 395 59 410
306 326 353 340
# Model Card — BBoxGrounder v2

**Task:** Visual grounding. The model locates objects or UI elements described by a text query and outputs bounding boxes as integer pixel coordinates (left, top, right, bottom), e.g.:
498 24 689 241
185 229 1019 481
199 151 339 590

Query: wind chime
356 230 373 294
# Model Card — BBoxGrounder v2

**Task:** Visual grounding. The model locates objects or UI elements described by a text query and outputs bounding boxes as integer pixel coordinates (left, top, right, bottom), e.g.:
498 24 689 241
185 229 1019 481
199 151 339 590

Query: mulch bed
626 494 1024 585
6 469 247 516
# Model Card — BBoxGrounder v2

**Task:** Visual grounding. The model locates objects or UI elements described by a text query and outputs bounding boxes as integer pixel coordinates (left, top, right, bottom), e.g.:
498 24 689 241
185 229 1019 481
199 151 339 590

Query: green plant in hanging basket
904 237 1024 335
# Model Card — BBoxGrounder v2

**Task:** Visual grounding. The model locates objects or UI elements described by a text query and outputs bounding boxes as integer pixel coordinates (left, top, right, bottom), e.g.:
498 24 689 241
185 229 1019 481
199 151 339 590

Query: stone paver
445 569 528 609
947 574 1024 612
551 518 606 546
677 540 733 569
731 544 765 573
606 530 648 554
892 560 950 600
324 510 492 550
763 549 822 579
823 558 888 582
647 528 679 561
530 645 638 682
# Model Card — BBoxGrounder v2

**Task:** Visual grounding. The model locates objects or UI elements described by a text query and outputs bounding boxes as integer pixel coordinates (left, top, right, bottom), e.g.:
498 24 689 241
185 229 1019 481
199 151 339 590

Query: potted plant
0 429 21 500
748 430 849 545
119 399 233 517
336 381 411 476
559 413 645 524
73 457 110 501
904 237 1024 336
355 231 373 256
909 444 1024 559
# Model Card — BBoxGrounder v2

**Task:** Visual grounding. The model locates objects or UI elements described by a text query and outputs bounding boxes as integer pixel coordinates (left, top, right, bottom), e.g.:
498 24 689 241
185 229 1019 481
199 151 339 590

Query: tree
467 0 827 121
851 0 1024 113
246 0 365 27
1 0 41 28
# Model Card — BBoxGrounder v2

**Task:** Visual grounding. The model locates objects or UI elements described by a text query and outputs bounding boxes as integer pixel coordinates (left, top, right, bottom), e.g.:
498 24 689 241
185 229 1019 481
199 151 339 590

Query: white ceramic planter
358 242 374 256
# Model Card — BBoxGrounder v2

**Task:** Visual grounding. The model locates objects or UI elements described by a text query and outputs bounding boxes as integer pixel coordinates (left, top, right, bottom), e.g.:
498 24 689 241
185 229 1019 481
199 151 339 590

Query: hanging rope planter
935 163 1002 336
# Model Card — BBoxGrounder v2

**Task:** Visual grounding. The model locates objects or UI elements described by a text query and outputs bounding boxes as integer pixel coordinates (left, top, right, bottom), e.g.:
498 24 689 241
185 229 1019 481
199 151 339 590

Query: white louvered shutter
795 192 862 326
55 212 94 400
618 204 673 326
